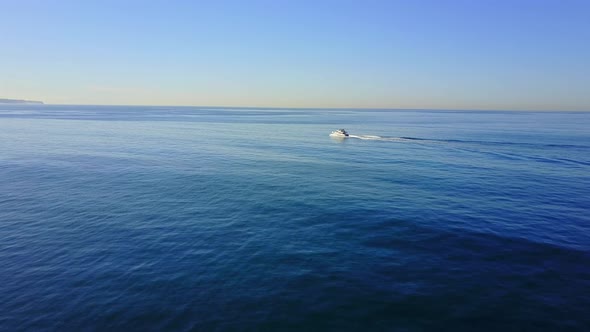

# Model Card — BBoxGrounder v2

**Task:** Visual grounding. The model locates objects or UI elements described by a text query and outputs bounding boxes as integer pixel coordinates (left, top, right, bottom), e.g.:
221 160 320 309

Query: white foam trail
349 135 409 142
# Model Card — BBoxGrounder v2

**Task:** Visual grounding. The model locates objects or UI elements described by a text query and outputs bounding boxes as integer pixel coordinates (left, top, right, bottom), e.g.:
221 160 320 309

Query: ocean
1 105 589 331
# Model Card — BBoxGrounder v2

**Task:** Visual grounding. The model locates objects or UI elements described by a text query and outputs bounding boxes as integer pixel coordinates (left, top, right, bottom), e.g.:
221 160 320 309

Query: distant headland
0 98 44 105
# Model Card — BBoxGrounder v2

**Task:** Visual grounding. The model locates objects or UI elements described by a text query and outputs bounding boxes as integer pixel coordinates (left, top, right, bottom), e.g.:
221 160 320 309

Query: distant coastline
0 98 44 105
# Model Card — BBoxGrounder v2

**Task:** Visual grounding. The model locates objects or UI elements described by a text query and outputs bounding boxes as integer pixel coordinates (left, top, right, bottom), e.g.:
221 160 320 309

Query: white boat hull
330 129 349 137
330 132 348 137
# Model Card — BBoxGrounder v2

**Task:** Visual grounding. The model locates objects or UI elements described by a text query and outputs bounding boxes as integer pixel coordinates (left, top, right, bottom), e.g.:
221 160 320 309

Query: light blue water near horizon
1 105 590 331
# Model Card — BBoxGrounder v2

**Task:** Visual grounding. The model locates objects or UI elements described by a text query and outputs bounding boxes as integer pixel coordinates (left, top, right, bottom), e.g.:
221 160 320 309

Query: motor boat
330 129 349 137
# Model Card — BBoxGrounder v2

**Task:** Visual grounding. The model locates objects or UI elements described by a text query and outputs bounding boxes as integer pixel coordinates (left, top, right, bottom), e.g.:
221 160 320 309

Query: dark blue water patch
2 210 589 331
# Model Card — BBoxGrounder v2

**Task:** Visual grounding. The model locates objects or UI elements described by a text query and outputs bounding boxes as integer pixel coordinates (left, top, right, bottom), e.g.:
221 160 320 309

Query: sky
1 0 589 110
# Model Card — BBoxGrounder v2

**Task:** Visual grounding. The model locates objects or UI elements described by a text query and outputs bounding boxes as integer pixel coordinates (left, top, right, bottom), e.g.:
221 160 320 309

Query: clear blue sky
1 0 589 110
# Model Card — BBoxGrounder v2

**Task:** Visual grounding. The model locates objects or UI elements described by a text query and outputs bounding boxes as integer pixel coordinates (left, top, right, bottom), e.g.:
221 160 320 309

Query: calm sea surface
1 105 589 331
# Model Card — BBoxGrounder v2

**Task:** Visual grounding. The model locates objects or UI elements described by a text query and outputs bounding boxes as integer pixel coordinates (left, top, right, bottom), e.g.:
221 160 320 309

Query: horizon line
8 101 590 113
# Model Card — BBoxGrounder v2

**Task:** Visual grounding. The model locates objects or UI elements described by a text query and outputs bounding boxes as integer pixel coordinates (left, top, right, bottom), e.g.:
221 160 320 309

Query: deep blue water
1 105 589 331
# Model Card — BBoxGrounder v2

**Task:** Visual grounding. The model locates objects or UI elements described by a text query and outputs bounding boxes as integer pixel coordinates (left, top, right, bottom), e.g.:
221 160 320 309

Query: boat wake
345 135 590 150
331 128 590 153
348 135 423 142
